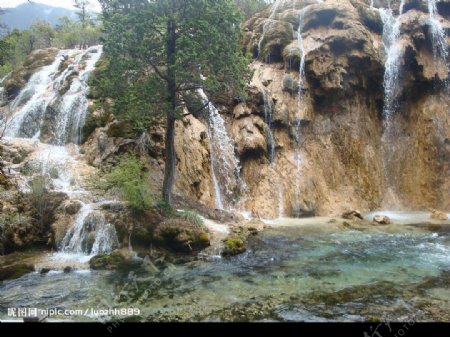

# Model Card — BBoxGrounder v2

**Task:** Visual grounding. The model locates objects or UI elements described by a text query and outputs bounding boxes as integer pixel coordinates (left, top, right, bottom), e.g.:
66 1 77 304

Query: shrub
176 209 205 229
102 156 153 212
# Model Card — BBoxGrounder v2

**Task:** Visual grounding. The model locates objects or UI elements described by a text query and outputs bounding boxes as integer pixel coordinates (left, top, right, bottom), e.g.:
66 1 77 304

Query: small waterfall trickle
427 0 449 65
257 0 285 61
291 7 310 214
262 89 276 162
297 8 307 112
198 89 242 210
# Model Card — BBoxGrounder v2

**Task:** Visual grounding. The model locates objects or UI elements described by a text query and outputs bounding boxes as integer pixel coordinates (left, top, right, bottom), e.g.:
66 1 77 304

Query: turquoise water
1 222 449 322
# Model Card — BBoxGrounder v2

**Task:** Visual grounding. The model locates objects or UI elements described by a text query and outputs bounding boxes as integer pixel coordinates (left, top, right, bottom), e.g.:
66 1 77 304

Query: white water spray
198 89 242 210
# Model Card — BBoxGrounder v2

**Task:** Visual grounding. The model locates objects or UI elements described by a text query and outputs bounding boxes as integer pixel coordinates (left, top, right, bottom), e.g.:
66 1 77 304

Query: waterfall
60 204 119 255
54 46 103 145
379 0 405 120
5 52 64 138
198 89 242 210
427 0 449 63
3 46 119 261
297 7 307 109
262 90 276 162
5 46 103 145
378 1 406 207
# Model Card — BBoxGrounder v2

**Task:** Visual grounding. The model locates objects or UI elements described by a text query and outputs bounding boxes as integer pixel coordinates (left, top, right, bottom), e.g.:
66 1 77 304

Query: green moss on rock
259 20 294 63
282 74 299 94
0 264 34 282
89 252 126 270
153 219 210 253
222 237 246 256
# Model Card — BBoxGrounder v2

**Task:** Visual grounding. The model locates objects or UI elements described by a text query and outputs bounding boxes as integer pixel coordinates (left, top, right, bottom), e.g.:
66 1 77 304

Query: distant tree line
0 0 101 78
234 0 274 19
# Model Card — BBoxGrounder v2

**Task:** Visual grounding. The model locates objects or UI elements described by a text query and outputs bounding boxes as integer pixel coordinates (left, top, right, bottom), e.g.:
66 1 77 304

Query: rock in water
222 237 246 256
373 215 391 225
430 209 448 221
342 210 364 221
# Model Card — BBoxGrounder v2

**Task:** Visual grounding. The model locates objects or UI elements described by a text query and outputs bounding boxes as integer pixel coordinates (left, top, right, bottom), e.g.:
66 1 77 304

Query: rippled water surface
1 219 449 322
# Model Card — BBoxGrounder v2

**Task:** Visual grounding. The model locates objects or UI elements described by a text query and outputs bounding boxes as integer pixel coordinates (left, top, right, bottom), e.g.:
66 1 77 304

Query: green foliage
176 209 205 229
99 0 253 202
28 175 48 200
223 237 246 256
102 156 153 212
155 200 175 216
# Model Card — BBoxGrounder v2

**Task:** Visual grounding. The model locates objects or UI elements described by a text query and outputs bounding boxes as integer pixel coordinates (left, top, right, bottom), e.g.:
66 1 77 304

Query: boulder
62 200 83 215
89 252 126 270
153 219 210 253
342 210 364 220
373 215 391 225
0 264 34 282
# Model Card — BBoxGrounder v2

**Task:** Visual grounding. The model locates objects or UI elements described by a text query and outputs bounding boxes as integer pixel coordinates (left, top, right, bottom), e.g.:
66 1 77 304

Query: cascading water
378 1 406 205
54 47 103 145
427 0 449 65
379 0 405 120
262 89 276 162
60 205 119 255
5 46 103 144
198 89 242 210
2 46 119 262
291 6 310 215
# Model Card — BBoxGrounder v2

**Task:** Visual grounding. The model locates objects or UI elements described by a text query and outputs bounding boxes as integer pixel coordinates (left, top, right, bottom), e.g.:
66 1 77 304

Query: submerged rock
0 264 34 282
373 215 391 225
89 252 126 270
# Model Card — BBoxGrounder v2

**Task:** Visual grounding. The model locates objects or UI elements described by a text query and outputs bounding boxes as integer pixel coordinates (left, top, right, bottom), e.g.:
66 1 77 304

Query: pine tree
99 0 251 205
74 0 90 49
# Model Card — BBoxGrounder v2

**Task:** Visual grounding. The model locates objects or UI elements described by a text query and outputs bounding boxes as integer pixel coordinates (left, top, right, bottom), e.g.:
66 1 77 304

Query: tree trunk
162 18 177 205
162 116 176 204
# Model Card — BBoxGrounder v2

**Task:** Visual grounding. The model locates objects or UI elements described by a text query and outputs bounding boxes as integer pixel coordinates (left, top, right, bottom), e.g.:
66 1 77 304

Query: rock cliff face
2 1 448 222
171 0 449 218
